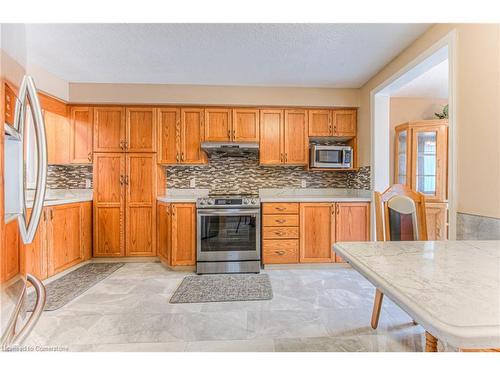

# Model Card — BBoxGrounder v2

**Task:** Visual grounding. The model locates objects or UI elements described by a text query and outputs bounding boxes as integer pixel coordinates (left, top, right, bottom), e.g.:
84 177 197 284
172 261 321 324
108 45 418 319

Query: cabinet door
125 154 156 256
4 83 16 126
93 107 126 152
21 208 48 280
299 203 335 263
411 125 447 202
335 202 370 262
394 126 410 185
181 108 206 164
426 202 447 240
45 111 71 164
308 110 331 137
93 153 125 256
332 109 356 137
260 109 283 165
232 108 259 142
81 202 93 260
204 108 232 141
70 106 93 164
47 204 82 276
157 203 171 263
126 107 156 152
157 108 180 164
284 110 308 165
1 220 20 282
170 203 196 266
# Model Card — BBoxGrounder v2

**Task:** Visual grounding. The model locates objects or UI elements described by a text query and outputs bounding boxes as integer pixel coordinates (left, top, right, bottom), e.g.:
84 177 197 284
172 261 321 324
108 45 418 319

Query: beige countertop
27 189 93 208
259 188 372 202
157 188 209 203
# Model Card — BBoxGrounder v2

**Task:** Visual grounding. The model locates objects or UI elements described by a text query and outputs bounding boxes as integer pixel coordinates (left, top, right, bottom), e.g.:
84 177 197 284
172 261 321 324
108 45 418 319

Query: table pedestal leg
425 331 438 352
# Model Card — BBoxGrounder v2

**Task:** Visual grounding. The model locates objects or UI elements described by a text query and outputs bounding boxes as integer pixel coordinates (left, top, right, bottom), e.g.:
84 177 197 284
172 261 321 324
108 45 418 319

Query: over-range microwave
310 145 352 169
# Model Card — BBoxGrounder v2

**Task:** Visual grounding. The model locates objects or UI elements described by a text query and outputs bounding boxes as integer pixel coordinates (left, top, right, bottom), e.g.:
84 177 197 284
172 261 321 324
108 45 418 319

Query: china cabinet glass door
394 127 410 186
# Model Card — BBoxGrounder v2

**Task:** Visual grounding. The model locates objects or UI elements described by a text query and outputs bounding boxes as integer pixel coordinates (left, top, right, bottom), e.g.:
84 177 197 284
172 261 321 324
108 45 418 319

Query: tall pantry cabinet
93 107 157 257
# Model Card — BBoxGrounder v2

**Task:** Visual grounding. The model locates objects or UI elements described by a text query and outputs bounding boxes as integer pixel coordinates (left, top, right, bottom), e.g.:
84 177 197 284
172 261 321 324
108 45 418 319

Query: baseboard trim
263 263 351 270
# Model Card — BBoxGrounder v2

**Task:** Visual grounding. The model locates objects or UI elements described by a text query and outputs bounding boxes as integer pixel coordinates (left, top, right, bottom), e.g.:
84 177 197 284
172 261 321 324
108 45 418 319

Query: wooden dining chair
371 184 428 329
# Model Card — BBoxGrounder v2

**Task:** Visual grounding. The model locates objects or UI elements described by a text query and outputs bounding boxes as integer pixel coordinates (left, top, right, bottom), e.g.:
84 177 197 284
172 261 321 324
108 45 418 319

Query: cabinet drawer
262 240 299 264
263 214 299 227
262 227 299 239
262 203 299 215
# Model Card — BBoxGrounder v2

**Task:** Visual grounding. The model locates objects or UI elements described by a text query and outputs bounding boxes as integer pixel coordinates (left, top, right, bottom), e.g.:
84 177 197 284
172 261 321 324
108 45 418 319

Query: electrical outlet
301 179 307 188
85 179 92 189
189 178 196 188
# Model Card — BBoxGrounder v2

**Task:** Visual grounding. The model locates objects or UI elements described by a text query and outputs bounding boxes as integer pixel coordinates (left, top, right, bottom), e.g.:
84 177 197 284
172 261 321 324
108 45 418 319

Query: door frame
370 30 457 240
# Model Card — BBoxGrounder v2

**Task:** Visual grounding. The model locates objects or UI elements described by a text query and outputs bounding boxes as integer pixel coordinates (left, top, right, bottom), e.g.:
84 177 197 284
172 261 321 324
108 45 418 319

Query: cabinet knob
275 250 285 256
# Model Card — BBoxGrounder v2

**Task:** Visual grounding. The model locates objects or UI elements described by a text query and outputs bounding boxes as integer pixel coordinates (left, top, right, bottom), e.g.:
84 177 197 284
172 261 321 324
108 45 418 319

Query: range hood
201 141 259 156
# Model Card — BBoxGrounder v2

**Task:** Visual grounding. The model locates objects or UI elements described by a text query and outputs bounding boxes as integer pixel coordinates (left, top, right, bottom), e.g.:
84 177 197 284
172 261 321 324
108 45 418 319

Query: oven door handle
197 208 260 216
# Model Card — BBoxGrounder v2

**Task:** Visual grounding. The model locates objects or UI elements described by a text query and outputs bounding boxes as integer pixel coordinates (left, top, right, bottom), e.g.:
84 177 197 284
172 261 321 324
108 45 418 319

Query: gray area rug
170 274 273 303
27 263 124 311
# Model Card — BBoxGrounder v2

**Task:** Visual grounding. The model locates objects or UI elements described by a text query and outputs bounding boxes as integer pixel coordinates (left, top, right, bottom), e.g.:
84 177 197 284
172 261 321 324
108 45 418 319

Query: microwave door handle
17 76 48 244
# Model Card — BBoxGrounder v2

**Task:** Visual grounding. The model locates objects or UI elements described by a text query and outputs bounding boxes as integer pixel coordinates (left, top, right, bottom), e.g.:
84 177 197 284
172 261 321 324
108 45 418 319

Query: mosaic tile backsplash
165 152 370 195
47 165 93 189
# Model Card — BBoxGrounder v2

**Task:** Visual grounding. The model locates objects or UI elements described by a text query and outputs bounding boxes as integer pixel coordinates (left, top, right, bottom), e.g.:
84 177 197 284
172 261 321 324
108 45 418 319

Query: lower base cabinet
157 202 196 267
20 201 92 280
1 220 20 283
262 201 370 265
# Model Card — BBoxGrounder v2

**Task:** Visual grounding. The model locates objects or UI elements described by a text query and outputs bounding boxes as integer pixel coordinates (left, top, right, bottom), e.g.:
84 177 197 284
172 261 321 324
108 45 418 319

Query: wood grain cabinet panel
93 107 126 152
81 202 93 260
260 109 283 165
204 108 232 142
232 108 259 142
93 153 125 257
181 108 206 164
21 208 48 280
157 108 180 164
262 203 299 215
308 110 331 137
1 220 20 282
45 110 71 164
262 227 299 240
69 106 93 163
170 203 196 266
426 202 447 240
125 154 156 256
157 202 171 263
335 202 370 262
299 203 335 263
332 109 357 137
47 204 82 276
262 239 299 264
284 110 308 165
4 83 16 125
263 214 299 227
126 107 156 152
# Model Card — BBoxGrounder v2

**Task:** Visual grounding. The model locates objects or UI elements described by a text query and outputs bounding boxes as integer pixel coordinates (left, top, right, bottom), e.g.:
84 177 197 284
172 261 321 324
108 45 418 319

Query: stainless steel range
196 195 261 274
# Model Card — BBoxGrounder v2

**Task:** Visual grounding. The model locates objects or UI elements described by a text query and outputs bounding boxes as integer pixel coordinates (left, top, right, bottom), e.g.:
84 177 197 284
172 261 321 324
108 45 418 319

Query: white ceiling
25 23 430 88
392 60 448 98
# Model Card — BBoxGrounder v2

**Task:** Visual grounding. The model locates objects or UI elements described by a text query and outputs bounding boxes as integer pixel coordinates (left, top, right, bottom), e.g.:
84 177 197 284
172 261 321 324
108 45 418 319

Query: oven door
197 208 261 262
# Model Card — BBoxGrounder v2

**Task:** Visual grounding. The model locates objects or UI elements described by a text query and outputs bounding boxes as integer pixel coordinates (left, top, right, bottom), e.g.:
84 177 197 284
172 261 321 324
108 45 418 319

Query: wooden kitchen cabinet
81 202 93 260
181 108 206 164
204 108 232 142
20 208 48 280
93 152 126 257
69 106 93 164
157 202 171 264
334 202 370 262
125 153 156 256
332 109 357 137
308 109 357 137
299 203 335 263
232 108 259 142
47 203 83 276
4 82 16 126
426 202 447 240
157 107 180 164
93 107 126 152
45 110 71 164
1 220 20 283
126 107 156 152
259 109 308 166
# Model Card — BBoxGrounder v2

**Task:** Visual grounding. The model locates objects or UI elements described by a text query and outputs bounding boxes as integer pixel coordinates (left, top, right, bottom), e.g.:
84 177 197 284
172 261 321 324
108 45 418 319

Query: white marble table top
333 240 500 349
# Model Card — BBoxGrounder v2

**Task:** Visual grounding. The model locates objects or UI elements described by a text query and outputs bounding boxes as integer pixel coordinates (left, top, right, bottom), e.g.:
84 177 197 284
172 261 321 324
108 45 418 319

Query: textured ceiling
25 23 430 87
392 60 448 98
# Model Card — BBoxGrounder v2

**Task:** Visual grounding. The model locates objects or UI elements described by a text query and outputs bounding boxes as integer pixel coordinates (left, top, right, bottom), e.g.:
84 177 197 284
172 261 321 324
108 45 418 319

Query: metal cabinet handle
227 129 231 138
275 250 286 255
176 153 180 162
120 140 124 150
276 219 286 224
275 231 285 236
276 207 286 211
280 153 284 162
125 175 129 185
284 153 288 163
87 152 92 162
50 209 53 221
125 140 129 150
15 76 48 245
181 152 185 161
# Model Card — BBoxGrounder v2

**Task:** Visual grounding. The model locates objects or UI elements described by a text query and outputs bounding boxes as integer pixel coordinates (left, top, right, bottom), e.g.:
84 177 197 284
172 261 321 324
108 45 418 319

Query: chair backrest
374 184 428 241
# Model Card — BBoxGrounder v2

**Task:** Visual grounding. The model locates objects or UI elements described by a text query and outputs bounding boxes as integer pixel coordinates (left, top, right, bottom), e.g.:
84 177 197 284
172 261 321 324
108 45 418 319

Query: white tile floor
25 262 439 352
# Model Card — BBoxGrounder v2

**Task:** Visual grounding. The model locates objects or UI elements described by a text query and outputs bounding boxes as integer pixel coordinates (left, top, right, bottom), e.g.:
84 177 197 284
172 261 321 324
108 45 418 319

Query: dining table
333 240 500 351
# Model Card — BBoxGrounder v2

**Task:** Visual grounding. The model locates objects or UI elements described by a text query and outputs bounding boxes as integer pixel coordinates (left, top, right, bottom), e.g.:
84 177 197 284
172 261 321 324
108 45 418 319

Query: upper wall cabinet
69 106 93 164
204 108 232 142
157 108 180 164
45 110 71 164
126 107 156 152
233 108 259 142
181 108 206 164
308 109 357 137
260 109 308 166
93 107 126 152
